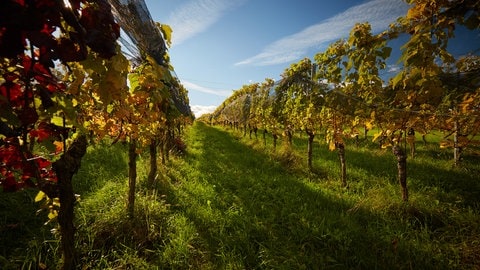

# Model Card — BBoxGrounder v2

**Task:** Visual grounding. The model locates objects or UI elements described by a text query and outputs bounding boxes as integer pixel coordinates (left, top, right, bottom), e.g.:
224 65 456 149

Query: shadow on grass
73 142 129 195
164 122 454 269
308 139 480 208
0 142 130 269
0 189 58 269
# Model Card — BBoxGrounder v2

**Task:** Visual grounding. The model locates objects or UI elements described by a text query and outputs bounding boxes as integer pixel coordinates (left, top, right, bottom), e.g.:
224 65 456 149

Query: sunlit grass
2 122 479 269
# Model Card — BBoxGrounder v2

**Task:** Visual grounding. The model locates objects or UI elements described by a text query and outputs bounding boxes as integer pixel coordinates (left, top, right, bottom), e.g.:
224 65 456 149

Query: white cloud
167 0 246 46
182 80 232 96
191 105 217 117
387 64 401 73
235 0 408 66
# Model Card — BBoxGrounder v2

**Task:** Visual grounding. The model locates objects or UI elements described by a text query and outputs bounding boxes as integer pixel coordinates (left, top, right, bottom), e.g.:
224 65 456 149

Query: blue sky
143 0 477 117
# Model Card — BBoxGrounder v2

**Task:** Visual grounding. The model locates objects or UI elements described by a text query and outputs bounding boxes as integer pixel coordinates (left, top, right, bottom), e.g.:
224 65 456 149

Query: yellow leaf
372 132 383 142
406 6 420 20
158 23 173 47
48 210 58 220
381 142 392 149
440 141 451 149
52 197 60 207
51 115 64 126
107 104 114 114
365 120 374 130
35 191 46 202
460 95 475 113
329 140 336 151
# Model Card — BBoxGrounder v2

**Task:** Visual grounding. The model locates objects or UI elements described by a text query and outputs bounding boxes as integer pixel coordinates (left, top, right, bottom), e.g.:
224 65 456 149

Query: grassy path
166 122 355 268
160 122 457 269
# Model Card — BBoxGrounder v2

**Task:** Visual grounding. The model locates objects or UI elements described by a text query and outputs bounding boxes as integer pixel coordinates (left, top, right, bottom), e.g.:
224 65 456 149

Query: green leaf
81 54 106 75
107 104 114 114
391 73 403 88
0 106 20 126
110 52 129 73
381 47 392 59
128 72 140 92
41 139 57 153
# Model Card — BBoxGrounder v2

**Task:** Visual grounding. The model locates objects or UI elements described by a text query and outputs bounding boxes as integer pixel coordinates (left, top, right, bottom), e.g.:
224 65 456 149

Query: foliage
0 1 193 268
0 0 120 193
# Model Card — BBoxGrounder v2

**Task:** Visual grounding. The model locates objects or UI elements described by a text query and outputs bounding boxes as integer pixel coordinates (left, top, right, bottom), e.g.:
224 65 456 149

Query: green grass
1 122 479 269
0 189 59 269
164 122 480 269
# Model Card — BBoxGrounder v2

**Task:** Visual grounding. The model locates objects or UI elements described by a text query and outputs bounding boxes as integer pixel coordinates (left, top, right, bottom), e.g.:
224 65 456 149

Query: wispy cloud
191 105 217 117
167 0 246 45
387 64 401 73
182 80 232 97
235 0 408 66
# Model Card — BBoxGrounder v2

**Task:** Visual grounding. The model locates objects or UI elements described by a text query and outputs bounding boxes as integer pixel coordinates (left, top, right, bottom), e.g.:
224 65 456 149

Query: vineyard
202 1 480 202
1 0 480 269
2 121 480 268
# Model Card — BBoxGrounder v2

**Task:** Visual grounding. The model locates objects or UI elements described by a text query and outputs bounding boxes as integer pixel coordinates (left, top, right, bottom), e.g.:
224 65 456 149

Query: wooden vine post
392 144 408 202
127 137 138 219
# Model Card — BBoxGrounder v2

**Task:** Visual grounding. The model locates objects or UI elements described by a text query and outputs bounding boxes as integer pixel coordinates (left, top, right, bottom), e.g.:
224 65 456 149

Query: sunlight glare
63 0 72 9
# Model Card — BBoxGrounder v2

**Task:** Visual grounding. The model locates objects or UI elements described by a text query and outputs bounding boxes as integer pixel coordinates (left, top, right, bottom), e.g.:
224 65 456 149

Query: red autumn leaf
35 157 52 170
1 175 19 192
18 106 39 126
27 29 56 49
41 166 57 183
30 122 67 142
41 23 56 35
33 62 52 78
0 81 23 104
0 144 20 164
1 147 26 171
80 1 119 58
22 55 32 74
29 124 52 142
47 83 63 93
21 162 36 178
35 0 57 9
3 72 18 82
57 37 85 62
